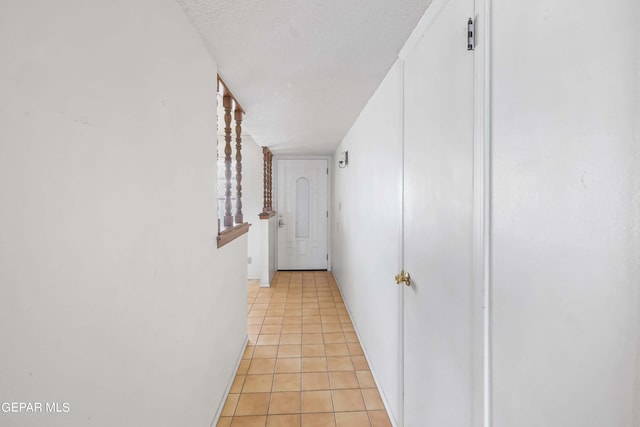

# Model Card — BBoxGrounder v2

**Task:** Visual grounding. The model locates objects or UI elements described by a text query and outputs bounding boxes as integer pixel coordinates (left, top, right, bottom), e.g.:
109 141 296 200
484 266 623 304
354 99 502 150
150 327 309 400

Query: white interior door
402 0 475 425
276 159 328 270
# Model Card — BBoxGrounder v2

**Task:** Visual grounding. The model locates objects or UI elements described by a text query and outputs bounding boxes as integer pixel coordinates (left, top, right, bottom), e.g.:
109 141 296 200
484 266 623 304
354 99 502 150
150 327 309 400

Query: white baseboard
332 278 400 427
209 335 248 427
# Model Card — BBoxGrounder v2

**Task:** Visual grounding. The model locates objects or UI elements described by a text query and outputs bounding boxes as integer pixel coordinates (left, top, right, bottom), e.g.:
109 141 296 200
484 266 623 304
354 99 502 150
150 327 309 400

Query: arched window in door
295 177 310 239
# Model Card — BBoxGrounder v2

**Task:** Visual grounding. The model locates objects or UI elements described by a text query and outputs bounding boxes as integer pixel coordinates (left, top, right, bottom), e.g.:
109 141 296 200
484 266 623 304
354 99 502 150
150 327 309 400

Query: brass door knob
395 270 411 286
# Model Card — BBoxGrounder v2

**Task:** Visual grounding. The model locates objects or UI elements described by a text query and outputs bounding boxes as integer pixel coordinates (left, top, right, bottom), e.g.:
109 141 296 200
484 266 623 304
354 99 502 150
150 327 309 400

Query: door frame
273 155 332 272
397 0 492 425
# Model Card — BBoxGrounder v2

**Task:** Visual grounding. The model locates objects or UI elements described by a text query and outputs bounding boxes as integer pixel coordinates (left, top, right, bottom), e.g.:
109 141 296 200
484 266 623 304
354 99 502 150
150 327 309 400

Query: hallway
216 271 392 427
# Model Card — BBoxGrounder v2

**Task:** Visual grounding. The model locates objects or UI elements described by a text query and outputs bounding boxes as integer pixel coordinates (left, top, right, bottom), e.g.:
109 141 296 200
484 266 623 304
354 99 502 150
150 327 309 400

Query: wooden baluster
223 91 233 228
267 151 273 211
234 107 244 224
262 147 269 213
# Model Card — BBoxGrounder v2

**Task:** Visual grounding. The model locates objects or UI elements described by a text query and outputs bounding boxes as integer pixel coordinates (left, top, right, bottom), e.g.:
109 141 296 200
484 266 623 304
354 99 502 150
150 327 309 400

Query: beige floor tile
302 333 324 344
263 316 283 325
302 372 331 391
237 360 250 375
268 391 301 414
216 416 232 427
355 370 376 388
338 316 351 324
260 324 282 335
368 410 392 427
302 390 333 413
327 356 354 371
351 356 369 370
279 334 302 345
302 413 336 427
281 324 302 334
230 375 246 393
253 346 279 359
248 359 276 375
248 325 262 335
282 316 302 324
324 343 349 356
277 344 302 358
347 342 364 356
341 323 355 332
235 393 271 416
361 388 385 410
303 316 322 324
321 316 341 324
266 414 300 427
332 389 366 412
256 335 280 346
275 357 302 373
321 323 343 333
323 333 346 344
344 332 358 343
302 344 325 357
230 415 267 427
329 371 359 389
221 393 240 417
302 324 323 333
272 373 301 392
266 309 285 317
303 356 328 372
335 411 370 427
242 374 274 393
318 302 336 308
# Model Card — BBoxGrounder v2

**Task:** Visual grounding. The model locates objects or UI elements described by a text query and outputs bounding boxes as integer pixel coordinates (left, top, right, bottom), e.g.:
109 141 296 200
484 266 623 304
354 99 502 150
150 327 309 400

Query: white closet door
402 0 475 425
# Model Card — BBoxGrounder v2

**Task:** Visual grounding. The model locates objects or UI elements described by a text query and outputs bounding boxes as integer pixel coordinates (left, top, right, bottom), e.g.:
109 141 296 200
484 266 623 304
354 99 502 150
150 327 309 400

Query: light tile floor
217 271 393 427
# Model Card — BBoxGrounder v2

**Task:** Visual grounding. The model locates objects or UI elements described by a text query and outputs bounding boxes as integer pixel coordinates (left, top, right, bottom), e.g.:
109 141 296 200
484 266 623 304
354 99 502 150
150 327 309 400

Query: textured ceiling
176 0 432 154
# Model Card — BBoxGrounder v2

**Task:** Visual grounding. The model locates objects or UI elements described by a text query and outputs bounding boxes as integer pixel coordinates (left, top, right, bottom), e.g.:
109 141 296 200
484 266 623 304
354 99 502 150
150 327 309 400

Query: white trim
397 58 406 427
398 0 452 59
466 2 492 427
470 1 492 426
209 335 248 427
482 1 493 426
476 0 493 427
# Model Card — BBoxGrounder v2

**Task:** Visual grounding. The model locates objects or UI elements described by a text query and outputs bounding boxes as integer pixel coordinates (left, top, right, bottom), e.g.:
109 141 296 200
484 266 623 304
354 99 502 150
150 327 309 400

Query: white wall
332 62 403 424
0 1 247 426
259 216 277 287
491 1 640 426
242 137 265 279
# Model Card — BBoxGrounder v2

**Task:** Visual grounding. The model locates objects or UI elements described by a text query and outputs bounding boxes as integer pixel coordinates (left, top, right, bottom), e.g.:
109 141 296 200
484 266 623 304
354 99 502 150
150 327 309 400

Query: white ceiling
176 0 432 154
